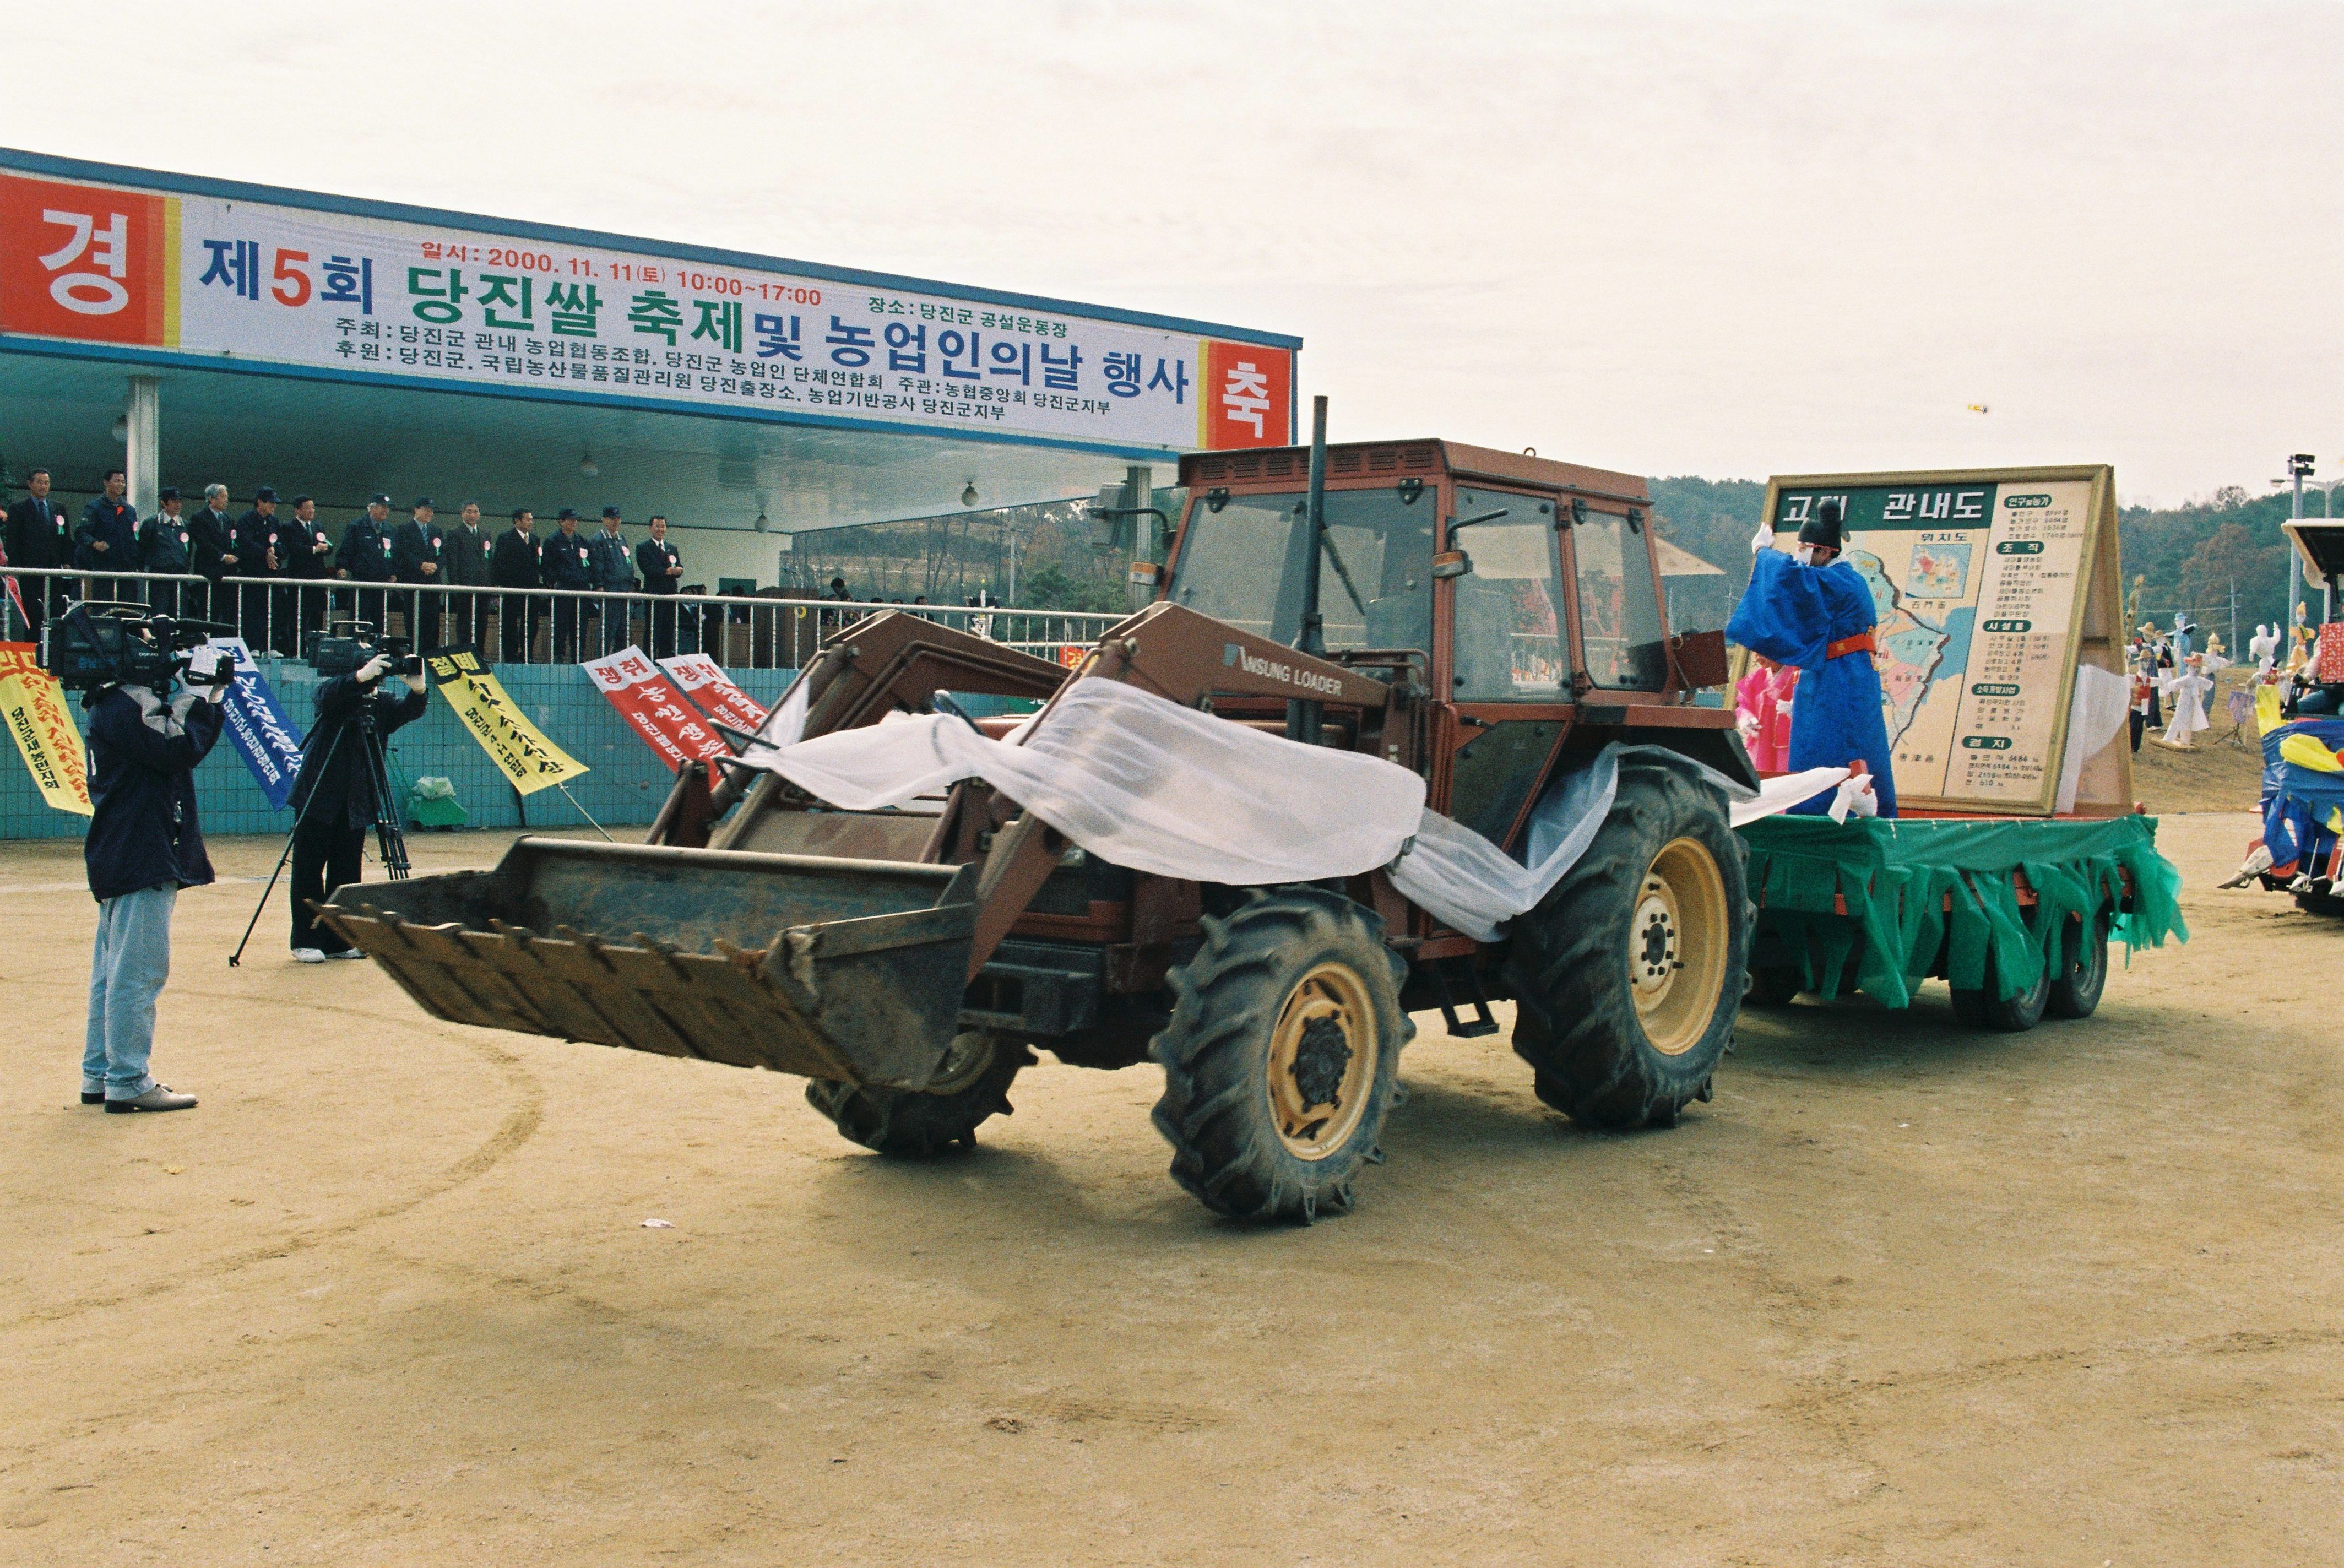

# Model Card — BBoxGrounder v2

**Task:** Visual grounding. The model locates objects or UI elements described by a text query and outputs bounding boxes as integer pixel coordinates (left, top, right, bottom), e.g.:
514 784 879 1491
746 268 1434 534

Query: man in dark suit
230 487 288 652
390 497 444 650
490 508 543 663
4 467 70 638
183 484 238 625
76 468 141 605
636 514 685 658
284 495 337 650
441 500 495 652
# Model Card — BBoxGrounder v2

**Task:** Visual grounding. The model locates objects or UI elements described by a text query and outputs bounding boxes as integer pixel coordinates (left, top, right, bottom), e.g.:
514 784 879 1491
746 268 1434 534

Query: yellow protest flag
0 642 93 816
423 649 588 796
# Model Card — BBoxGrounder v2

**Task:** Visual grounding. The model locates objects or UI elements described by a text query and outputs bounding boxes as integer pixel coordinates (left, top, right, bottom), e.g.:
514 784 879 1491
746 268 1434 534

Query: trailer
1740 812 2186 1027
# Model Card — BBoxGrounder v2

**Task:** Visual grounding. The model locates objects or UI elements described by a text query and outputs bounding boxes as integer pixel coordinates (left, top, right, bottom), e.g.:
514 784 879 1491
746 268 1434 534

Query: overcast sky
18 1 2341 506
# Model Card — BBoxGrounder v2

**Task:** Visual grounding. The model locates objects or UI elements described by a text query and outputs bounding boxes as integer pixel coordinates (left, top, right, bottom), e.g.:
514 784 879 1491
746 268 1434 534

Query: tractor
323 432 1756 1220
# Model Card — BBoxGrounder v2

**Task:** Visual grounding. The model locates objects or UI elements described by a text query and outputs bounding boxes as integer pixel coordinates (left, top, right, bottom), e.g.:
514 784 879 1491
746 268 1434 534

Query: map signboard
0 160 1295 456
1755 466 2126 816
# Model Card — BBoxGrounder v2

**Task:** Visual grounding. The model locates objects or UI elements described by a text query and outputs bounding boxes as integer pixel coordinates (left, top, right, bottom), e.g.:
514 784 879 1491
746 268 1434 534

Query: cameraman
286 650 428 962
81 636 229 1114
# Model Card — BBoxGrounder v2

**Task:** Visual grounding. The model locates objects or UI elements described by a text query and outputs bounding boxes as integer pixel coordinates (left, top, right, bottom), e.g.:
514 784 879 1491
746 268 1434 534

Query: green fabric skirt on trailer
1738 816 2189 1007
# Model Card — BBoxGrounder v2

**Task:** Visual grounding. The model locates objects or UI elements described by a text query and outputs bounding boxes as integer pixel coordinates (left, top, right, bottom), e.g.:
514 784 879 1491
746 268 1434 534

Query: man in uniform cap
391 497 446 650
586 505 640 655
1726 497 1897 816
543 507 593 661
138 487 191 620
335 495 397 640
231 486 289 652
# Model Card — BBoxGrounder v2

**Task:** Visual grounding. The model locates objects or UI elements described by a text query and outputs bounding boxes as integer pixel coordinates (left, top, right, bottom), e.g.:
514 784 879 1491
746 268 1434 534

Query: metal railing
1 565 1130 670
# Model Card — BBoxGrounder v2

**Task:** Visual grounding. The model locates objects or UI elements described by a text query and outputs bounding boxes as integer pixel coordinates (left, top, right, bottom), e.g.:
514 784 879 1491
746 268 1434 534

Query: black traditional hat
1797 498 1844 550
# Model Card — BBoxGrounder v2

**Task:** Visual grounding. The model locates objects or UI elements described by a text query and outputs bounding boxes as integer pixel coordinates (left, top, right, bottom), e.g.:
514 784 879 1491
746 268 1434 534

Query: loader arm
957 601 1396 975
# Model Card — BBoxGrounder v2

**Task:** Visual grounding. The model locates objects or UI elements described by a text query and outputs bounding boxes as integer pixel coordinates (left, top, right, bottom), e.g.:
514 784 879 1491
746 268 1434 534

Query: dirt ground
3 809 2338 1567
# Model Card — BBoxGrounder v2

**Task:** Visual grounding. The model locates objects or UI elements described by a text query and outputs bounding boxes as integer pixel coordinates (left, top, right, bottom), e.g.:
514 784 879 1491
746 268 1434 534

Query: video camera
42 603 238 696
305 621 422 681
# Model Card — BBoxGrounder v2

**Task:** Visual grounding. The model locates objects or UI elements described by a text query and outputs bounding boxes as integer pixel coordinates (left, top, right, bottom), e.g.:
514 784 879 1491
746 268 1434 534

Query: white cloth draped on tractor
736 679 1846 943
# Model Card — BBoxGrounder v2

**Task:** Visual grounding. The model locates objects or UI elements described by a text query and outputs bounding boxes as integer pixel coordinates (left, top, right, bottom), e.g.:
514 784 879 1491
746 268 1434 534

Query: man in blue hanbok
1726 500 1898 816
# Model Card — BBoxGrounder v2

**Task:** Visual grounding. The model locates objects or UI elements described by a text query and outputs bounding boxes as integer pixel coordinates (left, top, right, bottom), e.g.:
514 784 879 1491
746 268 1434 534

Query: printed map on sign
1767 478 2101 811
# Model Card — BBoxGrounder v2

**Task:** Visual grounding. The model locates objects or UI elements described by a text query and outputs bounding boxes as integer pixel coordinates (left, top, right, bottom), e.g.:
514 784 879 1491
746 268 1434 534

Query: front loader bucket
317 838 979 1090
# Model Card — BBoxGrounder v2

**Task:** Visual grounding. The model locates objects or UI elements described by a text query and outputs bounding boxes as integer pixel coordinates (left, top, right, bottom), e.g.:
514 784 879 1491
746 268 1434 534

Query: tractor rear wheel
1149 889 1410 1222
1505 767 1748 1128
804 1032 1033 1155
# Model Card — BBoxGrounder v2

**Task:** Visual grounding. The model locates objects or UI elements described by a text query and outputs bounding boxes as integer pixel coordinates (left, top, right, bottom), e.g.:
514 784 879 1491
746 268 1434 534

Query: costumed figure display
2250 622 2278 675
2158 652 2213 748
1725 500 1897 817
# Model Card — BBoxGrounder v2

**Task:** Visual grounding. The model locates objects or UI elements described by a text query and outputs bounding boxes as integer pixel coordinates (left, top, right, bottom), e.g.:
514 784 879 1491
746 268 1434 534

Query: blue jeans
83 883 176 1100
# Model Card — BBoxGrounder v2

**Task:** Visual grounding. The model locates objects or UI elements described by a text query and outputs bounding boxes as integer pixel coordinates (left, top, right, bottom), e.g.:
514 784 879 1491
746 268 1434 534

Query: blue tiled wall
1 660 802 842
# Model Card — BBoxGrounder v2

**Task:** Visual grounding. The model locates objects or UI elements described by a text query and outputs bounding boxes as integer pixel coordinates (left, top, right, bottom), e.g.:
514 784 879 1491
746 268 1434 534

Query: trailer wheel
2045 904 2112 1019
804 1033 1034 1156
1949 940 2051 1032
1505 767 1749 1129
1149 889 1410 1223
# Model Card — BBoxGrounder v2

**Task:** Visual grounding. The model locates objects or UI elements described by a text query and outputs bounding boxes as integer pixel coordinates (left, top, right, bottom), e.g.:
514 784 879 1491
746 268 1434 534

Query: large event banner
583 648 726 772
0 642 92 816
655 654 768 734
1760 466 2124 815
422 648 588 796
0 166 1295 453
204 636 305 810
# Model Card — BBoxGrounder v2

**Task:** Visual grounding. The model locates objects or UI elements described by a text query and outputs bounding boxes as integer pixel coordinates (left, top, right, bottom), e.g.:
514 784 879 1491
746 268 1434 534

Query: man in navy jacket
80 640 229 1112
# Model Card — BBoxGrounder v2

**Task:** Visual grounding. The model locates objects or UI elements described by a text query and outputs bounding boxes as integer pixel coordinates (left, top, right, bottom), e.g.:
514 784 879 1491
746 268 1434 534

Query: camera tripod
229 690 411 967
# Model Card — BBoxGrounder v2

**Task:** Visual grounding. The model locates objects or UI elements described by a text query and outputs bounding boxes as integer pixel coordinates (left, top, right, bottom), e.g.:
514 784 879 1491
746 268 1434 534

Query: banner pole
557 782 616 842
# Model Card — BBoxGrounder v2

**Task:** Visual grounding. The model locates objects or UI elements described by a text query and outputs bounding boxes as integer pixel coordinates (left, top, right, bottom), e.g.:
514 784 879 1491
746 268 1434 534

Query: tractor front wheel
1149 889 1410 1222
805 1032 1034 1155
1505 767 1748 1128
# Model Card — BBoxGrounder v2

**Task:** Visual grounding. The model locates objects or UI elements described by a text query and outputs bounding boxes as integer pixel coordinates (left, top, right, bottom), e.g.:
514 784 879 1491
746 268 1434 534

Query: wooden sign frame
1752 465 2129 818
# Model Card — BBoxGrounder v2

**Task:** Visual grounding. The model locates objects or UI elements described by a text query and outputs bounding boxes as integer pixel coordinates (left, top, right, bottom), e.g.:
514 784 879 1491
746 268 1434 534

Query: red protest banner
582 647 727 772
655 653 768 734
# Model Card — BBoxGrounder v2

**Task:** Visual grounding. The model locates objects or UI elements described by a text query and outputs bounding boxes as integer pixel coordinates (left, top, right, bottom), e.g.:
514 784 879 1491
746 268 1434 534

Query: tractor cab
1168 440 1740 847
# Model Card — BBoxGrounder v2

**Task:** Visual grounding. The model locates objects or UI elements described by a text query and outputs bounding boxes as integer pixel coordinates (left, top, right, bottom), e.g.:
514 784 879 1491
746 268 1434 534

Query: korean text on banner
424 648 587 796
0 642 93 816
655 654 768 733
0 168 1295 453
204 637 304 810
583 648 726 772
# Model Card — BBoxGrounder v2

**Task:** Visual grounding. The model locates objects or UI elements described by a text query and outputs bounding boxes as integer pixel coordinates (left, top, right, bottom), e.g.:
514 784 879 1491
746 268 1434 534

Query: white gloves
1751 522 1775 554
356 653 395 685
1827 769 1878 824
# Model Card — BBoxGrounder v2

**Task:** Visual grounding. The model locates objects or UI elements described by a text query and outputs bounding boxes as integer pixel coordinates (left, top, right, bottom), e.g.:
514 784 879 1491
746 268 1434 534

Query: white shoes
292 948 327 964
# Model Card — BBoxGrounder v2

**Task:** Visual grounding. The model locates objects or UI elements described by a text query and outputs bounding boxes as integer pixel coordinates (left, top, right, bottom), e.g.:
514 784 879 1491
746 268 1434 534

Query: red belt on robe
1825 630 1875 660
